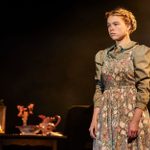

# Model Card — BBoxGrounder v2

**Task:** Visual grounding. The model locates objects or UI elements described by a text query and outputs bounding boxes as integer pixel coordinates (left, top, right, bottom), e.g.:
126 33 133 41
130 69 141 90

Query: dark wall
0 0 150 133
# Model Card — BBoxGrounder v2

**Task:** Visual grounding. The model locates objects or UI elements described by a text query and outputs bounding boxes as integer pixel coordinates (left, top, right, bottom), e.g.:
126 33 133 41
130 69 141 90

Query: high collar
115 41 137 51
107 41 138 59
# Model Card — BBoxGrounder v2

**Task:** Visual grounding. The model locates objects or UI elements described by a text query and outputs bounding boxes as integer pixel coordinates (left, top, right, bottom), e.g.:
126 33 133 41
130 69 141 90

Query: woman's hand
128 120 139 139
128 108 143 139
89 118 98 139
89 107 100 139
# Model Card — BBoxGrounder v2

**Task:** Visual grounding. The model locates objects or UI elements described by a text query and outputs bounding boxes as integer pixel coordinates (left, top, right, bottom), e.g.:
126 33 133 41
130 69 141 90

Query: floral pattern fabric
93 45 150 150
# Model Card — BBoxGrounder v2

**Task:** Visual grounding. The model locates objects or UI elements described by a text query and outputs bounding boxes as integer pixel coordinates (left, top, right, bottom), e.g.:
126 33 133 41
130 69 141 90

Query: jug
38 114 61 135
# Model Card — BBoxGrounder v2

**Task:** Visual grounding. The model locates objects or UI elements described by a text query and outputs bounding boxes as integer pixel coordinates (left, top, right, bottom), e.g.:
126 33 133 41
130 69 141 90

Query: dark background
1 0 150 133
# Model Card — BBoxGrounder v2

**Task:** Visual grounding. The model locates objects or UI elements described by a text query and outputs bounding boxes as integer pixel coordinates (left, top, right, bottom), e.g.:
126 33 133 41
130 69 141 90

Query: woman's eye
114 23 119 26
107 24 110 28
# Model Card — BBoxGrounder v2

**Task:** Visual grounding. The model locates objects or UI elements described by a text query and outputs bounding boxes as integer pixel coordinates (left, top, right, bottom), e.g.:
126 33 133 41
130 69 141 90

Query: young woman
89 7 150 149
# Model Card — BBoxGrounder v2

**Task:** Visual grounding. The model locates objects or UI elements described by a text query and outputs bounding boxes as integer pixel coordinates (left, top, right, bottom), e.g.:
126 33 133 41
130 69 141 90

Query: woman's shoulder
95 45 115 63
136 43 150 49
133 43 150 56
95 50 104 64
95 45 115 57
95 50 104 58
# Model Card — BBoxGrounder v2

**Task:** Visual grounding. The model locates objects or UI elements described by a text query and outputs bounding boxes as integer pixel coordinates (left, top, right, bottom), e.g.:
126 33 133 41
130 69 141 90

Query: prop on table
16 124 40 135
17 103 34 126
16 103 61 135
16 103 40 135
38 114 61 135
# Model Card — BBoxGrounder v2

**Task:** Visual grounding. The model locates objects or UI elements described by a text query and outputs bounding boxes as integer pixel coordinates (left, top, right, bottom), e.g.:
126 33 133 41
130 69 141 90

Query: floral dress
93 41 150 150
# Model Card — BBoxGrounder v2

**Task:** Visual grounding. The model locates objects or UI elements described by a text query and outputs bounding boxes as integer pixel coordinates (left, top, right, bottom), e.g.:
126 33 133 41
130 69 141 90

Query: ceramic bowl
16 125 40 135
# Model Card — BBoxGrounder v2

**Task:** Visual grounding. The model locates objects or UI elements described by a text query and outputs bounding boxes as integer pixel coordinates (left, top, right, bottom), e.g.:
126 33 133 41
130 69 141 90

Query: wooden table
0 133 67 150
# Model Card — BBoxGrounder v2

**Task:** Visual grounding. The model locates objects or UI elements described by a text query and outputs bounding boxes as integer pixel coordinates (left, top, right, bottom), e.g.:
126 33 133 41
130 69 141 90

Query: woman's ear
127 24 131 33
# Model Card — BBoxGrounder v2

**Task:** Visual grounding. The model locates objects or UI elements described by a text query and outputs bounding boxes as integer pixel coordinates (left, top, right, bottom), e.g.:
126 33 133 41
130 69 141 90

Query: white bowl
16 125 40 135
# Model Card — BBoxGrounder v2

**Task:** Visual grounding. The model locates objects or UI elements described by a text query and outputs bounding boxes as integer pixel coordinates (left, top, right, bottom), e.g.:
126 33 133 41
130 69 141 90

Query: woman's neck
116 36 131 48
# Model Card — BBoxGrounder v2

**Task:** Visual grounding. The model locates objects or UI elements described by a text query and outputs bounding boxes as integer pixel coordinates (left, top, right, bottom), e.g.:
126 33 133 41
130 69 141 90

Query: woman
89 7 150 149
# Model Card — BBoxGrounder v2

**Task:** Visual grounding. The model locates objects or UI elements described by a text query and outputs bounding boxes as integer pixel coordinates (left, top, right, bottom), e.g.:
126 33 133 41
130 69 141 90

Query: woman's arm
128 46 150 138
89 107 100 139
133 46 150 110
89 50 105 138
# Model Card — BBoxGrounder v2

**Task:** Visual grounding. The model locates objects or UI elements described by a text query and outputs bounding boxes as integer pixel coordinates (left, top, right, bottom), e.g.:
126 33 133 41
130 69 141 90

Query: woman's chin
110 36 123 41
110 37 118 41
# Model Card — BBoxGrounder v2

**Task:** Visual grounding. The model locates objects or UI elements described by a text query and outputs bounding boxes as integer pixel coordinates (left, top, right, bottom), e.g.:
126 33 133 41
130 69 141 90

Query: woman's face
107 15 130 41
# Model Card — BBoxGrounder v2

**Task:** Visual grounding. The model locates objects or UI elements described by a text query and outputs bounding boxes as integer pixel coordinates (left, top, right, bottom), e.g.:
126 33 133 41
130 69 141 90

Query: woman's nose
109 26 114 31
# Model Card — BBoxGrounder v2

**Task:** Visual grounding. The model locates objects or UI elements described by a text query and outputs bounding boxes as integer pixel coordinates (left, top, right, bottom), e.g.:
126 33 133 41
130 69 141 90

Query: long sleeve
93 50 105 108
133 45 150 110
